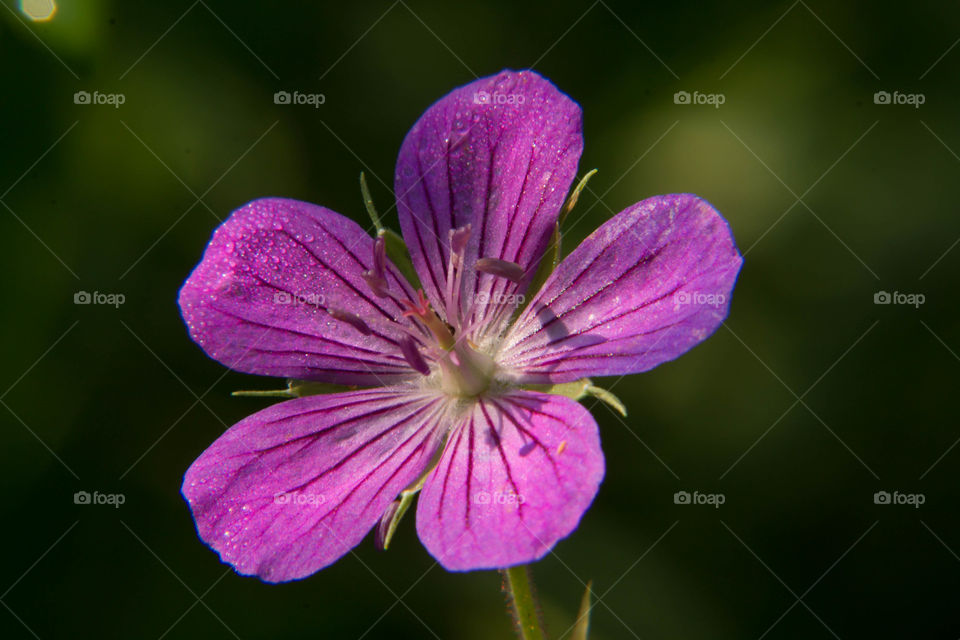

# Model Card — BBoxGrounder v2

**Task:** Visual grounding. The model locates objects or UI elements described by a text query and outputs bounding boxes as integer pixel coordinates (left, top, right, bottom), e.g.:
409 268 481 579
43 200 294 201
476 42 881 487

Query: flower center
400 283 496 397
346 225 523 398
437 339 496 397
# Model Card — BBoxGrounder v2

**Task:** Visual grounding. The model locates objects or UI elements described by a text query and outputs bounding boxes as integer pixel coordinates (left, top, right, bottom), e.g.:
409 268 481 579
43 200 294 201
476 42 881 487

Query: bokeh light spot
20 0 57 21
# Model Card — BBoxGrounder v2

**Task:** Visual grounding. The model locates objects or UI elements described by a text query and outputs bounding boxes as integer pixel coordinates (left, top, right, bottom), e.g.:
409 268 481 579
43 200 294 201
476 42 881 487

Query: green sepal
377 428 450 550
359 172 422 291
524 377 627 417
572 580 593 640
524 378 591 399
360 172 383 232
583 383 627 417
559 168 598 228
232 379 359 398
378 489 417 551
379 228 422 291
552 168 599 268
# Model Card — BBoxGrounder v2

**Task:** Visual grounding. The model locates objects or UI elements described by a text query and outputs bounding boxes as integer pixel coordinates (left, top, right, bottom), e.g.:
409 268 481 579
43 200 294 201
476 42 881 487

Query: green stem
503 565 546 640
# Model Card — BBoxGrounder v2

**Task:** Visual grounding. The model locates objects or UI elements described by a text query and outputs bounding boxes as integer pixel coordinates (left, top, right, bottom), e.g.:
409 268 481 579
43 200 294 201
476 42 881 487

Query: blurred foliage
1 1 958 638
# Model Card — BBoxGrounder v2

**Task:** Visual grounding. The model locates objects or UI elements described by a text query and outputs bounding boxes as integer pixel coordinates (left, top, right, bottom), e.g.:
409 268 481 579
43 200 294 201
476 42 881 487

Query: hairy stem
503 565 546 640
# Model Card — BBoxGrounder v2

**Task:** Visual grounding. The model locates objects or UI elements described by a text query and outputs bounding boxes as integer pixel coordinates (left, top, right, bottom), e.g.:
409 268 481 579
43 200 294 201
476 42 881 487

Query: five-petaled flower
178 70 742 582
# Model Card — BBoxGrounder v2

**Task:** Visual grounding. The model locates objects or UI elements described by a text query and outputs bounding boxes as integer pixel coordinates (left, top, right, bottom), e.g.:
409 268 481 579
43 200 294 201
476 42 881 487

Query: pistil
438 339 496 397
401 290 454 350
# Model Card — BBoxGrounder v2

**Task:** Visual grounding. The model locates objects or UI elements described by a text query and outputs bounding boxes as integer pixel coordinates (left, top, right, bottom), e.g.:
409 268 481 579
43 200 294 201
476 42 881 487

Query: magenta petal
499 194 742 383
182 388 448 582
395 69 583 333
415 391 603 570
178 198 426 386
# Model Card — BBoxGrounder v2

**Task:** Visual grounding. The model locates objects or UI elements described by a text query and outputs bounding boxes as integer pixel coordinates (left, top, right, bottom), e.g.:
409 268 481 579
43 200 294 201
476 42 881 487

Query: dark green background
2 1 958 638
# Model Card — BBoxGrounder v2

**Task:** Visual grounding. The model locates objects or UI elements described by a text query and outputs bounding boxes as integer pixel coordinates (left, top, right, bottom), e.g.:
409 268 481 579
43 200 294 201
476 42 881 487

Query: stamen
362 271 389 297
327 308 373 336
475 257 525 283
362 236 389 297
445 224 471 324
450 224 471 256
372 235 387 276
399 336 431 376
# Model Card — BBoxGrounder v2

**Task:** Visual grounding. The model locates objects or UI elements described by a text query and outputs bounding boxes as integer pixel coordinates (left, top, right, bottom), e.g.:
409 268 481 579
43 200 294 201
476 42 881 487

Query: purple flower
178 70 742 582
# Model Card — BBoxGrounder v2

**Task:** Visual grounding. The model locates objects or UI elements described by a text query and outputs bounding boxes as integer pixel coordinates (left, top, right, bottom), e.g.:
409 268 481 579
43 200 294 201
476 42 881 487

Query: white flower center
348 224 519 398
437 340 497 397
